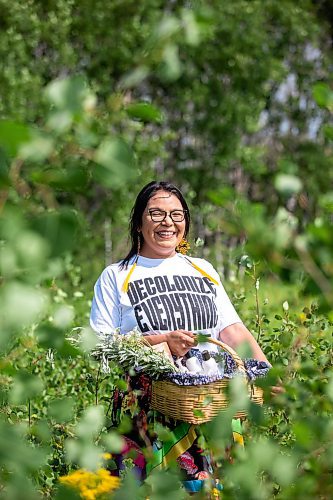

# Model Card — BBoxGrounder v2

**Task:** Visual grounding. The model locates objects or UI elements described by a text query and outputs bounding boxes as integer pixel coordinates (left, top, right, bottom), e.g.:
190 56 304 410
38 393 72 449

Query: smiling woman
140 192 186 258
90 180 270 492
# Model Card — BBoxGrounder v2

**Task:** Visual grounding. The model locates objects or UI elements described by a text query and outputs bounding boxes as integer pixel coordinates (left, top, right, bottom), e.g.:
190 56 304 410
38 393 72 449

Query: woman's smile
155 229 177 239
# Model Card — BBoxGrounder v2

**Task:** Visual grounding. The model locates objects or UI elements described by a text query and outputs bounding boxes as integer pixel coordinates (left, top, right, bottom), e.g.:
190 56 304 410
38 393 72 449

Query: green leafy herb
91 331 177 379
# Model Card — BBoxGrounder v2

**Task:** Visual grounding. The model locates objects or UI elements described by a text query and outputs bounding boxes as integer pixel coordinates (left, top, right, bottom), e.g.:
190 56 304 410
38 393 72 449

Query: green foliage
1 282 332 498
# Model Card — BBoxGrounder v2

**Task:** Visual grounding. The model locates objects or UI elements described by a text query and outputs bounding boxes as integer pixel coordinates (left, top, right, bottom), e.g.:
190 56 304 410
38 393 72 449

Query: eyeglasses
147 209 187 222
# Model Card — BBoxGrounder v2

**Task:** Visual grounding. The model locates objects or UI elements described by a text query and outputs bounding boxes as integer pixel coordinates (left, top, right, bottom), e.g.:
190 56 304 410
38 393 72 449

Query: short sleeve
198 260 242 332
90 267 121 335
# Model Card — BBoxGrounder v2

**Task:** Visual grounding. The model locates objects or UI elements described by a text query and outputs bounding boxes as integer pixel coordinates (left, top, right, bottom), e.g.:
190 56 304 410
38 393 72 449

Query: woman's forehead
147 191 182 207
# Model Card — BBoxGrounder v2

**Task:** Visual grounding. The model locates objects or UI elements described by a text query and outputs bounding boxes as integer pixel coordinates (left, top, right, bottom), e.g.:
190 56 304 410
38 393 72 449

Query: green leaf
160 44 182 81
326 376 333 402
93 137 137 189
45 76 88 113
19 135 54 162
319 192 333 212
65 440 104 471
275 174 303 196
239 254 253 269
36 324 80 357
30 166 89 191
280 331 293 347
30 419 52 443
193 409 205 418
0 281 48 331
9 371 44 404
0 121 31 157
47 110 73 133
112 469 141 500
48 397 75 423
144 469 185 500
54 484 81 500
102 431 124 454
119 66 149 89
79 327 99 352
126 102 163 123
270 454 296 486
0 148 11 188
117 414 133 435
194 333 211 343
115 379 128 391
322 124 333 140
32 208 80 257
182 9 201 46
75 406 105 439
15 230 50 268
154 423 173 441
312 82 333 109
53 305 75 328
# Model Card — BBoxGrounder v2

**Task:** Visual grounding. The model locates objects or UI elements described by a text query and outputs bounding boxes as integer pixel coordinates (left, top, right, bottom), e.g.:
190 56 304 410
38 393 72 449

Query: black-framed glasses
147 209 187 222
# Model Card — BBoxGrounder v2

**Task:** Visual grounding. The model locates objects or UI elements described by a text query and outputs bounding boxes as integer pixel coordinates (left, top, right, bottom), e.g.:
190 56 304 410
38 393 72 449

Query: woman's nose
162 214 173 224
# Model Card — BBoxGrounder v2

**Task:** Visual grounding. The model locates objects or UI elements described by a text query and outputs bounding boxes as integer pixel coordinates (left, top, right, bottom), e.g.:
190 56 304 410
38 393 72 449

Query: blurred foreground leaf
0 120 31 157
32 208 80 257
35 323 80 357
48 397 75 423
93 137 137 189
9 371 44 404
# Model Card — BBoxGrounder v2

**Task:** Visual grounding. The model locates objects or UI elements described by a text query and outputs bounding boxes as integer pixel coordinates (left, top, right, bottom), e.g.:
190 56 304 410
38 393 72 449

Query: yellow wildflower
299 312 307 323
59 468 120 500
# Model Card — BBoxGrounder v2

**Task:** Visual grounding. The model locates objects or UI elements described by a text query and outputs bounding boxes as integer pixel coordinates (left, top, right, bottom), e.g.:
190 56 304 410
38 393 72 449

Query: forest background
0 1 332 499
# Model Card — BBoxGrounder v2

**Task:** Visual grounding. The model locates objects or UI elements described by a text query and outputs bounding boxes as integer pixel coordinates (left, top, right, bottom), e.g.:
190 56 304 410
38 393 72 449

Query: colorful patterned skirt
109 374 244 494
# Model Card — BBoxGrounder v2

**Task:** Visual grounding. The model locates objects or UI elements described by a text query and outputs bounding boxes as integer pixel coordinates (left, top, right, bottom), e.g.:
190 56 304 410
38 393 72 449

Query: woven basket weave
151 338 264 424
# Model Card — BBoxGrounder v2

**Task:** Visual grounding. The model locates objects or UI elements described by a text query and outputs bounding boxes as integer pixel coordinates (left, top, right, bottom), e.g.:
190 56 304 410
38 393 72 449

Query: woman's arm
219 322 270 364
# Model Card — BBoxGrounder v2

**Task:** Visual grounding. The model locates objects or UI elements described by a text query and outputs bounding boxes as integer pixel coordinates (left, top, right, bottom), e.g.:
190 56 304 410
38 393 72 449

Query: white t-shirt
90 254 242 353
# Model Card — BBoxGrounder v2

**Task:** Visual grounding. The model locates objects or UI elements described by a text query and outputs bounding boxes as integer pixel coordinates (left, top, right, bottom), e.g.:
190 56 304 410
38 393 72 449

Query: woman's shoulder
97 258 135 281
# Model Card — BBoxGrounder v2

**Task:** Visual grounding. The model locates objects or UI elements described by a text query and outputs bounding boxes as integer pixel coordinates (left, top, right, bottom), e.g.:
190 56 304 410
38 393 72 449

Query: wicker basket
151 338 264 424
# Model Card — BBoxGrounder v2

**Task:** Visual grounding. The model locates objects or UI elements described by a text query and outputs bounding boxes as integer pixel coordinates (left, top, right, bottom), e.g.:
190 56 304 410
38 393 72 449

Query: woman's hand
165 330 196 357
144 330 196 357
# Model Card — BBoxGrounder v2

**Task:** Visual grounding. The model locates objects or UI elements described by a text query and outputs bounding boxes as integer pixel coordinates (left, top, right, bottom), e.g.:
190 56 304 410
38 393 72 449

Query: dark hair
120 181 190 268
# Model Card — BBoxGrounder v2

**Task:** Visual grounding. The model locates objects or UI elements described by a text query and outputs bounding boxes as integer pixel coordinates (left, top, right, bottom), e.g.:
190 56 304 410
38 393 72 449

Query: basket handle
197 336 247 375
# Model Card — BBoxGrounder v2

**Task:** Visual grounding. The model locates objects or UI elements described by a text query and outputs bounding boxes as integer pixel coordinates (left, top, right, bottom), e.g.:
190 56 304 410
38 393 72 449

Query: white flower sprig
91 330 177 379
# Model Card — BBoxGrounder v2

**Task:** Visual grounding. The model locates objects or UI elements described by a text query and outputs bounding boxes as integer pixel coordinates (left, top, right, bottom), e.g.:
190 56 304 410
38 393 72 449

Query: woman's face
140 190 186 259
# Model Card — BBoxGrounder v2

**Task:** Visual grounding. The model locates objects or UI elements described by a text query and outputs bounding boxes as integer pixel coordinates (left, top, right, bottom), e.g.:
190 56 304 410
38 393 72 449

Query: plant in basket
91 329 178 379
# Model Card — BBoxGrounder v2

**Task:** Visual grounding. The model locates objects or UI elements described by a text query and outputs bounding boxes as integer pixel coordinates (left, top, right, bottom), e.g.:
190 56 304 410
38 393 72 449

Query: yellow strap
158 425 197 470
232 431 244 447
122 255 219 293
185 257 219 285
121 261 137 293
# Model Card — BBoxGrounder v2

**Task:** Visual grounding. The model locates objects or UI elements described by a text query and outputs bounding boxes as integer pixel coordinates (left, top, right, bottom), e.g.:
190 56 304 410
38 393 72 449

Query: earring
137 235 141 256
176 237 190 255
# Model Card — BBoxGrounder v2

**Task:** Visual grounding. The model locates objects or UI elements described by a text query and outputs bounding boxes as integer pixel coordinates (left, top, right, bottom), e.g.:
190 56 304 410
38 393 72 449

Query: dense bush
1 270 332 499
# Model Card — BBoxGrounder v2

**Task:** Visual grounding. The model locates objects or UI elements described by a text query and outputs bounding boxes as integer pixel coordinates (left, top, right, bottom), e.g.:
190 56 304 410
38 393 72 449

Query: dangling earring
176 237 190 255
137 233 141 257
